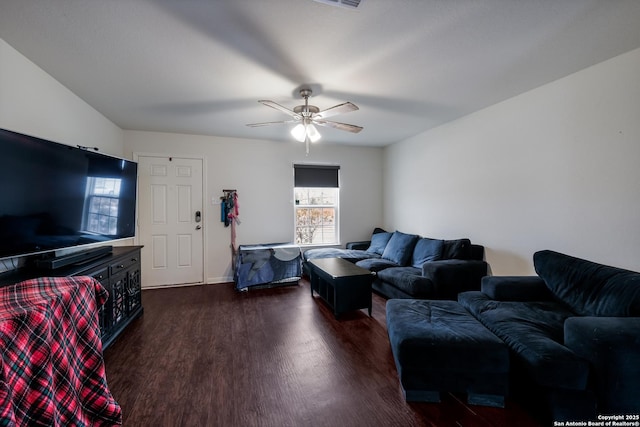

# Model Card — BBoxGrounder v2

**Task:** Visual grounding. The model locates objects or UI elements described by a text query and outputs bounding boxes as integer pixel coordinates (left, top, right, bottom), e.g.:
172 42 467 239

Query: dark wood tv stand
0 246 143 350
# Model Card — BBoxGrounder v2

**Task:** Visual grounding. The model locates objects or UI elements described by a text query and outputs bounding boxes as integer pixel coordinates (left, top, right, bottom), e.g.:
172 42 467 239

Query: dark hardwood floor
103 279 542 426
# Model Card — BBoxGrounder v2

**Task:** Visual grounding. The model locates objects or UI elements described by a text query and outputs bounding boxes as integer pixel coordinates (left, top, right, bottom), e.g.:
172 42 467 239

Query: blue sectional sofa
303 228 489 300
458 250 640 421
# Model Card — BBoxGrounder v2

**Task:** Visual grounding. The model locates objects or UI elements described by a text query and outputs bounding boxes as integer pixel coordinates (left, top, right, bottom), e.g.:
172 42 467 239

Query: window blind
293 164 340 188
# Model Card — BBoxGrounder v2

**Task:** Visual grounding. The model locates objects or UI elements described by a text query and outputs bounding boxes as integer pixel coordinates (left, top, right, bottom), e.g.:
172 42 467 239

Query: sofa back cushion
366 232 392 255
534 250 640 317
411 238 444 268
381 231 419 266
441 238 472 260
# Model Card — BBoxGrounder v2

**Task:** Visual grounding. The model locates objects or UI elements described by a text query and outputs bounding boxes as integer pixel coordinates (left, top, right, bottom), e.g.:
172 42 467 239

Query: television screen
0 128 137 261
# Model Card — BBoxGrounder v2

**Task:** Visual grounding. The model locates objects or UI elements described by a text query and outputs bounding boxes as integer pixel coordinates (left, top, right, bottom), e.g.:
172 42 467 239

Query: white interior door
137 155 204 288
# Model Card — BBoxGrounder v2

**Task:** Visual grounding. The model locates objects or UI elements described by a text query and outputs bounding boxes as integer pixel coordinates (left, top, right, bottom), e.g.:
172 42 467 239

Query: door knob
196 225 202 230
195 210 202 222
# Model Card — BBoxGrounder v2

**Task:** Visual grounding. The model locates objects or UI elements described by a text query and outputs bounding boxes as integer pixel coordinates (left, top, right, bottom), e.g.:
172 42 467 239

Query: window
84 177 122 235
294 164 340 245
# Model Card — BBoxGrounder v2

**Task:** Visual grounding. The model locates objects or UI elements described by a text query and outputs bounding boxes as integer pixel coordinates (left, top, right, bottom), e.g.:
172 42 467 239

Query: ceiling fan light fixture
307 124 321 143
291 123 307 142
291 122 321 143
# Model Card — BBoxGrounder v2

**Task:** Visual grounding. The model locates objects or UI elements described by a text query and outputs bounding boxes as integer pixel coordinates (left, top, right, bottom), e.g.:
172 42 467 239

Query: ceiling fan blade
258 100 301 119
314 102 359 119
313 119 363 133
246 120 297 127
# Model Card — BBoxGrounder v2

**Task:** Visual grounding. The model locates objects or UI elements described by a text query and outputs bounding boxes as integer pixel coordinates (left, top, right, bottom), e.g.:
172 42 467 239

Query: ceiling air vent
313 0 361 9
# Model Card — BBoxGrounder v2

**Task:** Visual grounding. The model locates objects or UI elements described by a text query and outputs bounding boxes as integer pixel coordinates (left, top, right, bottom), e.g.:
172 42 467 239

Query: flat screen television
0 128 137 263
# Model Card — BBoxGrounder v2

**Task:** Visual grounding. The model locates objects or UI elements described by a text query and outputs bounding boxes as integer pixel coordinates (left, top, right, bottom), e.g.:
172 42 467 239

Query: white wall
0 39 123 155
124 131 384 283
384 47 640 275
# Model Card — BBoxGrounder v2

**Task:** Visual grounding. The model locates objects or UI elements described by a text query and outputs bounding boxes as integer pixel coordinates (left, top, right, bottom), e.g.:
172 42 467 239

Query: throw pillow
381 231 419 266
441 238 472 260
366 232 392 255
411 238 444 268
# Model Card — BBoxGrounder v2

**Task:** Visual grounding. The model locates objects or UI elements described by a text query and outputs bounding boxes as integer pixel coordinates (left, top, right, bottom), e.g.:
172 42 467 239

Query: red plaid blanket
0 276 122 426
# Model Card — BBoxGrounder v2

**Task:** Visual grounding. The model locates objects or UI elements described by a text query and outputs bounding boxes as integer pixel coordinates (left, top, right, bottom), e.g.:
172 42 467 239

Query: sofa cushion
458 291 590 391
377 267 435 298
534 250 640 317
356 258 399 272
366 232 393 255
481 276 555 302
382 231 419 266
441 239 472 260
411 238 444 268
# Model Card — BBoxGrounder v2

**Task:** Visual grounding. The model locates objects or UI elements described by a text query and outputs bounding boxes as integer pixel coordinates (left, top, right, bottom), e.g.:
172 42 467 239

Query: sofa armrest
564 317 640 413
421 259 488 299
481 276 555 301
346 240 370 250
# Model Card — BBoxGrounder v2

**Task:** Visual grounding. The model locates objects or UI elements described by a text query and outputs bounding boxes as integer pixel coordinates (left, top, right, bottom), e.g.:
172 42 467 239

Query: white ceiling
2 0 640 147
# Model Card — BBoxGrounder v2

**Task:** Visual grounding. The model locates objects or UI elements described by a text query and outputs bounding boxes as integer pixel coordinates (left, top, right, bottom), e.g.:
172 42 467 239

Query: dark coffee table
308 257 374 318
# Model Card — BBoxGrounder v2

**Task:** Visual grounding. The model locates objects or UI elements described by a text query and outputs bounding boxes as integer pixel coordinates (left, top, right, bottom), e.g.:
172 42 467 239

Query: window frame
293 164 340 247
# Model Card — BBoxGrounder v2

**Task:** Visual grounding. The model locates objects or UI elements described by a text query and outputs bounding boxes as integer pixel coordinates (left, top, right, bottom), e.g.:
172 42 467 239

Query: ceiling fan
246 88 363 153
